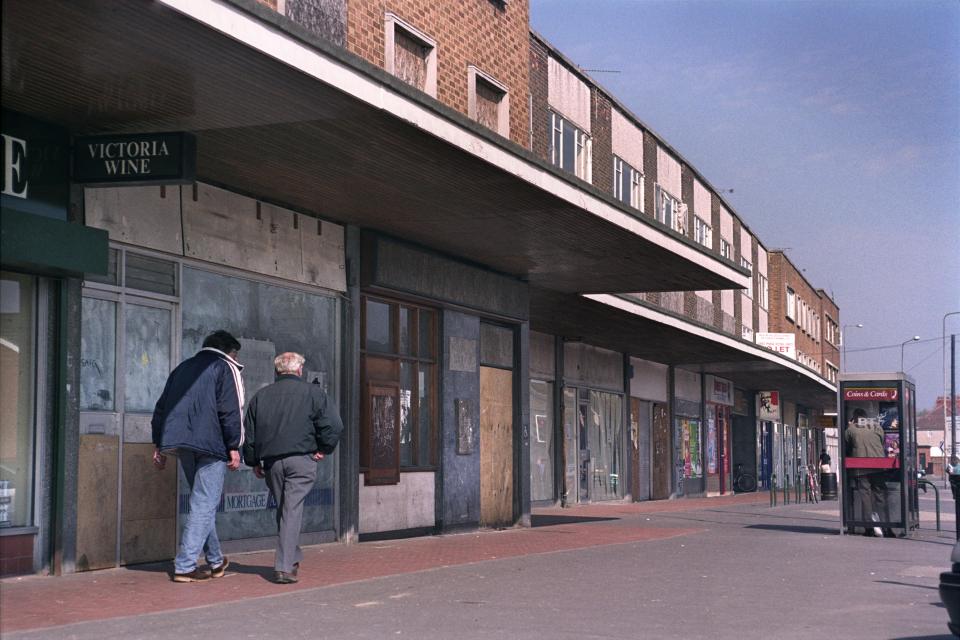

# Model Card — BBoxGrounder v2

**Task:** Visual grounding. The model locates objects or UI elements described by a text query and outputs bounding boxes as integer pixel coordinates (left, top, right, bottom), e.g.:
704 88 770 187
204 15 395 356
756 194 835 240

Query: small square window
469 66 509 137
384 14 437 97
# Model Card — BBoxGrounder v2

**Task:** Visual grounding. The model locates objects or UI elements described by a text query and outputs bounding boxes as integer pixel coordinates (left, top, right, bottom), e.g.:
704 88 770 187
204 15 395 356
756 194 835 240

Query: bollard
919 480 941 532
784 474 790 505
950 475 960 541
770 474 777 507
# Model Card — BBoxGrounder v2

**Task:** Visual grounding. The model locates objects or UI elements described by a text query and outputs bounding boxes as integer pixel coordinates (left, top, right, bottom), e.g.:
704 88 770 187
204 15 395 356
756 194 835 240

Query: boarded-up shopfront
78 183 345 567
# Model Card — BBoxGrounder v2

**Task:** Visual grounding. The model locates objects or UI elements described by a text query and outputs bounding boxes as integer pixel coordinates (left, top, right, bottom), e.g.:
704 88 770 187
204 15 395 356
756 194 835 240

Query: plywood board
76 435 119 571
121 444 177 565
480 367 513 527
85 186 183 255
652 404 670 500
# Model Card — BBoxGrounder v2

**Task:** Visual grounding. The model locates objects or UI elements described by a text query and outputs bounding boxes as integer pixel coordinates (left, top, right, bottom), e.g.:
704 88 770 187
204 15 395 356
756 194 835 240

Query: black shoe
172 568 211 583
292 562 299 577
210 556 229 579
882 529 897 538
273 571 298 584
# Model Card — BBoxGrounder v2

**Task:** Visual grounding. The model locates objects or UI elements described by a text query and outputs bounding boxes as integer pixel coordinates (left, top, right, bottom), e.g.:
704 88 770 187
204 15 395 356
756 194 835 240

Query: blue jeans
175 452 226 574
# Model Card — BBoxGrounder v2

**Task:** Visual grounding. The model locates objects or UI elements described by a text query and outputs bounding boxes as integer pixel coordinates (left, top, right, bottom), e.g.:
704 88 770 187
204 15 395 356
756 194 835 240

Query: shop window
469 66 509 137
550 111 591 182
80 297 117 411
530 380 555 502
0 272 36 528
181 266 340 540
361 295 437 484
384 13 437 97
123 303 172 413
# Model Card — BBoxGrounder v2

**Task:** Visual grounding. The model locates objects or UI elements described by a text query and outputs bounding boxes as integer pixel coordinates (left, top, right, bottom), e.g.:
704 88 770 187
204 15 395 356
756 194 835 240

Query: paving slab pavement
1 492 954 639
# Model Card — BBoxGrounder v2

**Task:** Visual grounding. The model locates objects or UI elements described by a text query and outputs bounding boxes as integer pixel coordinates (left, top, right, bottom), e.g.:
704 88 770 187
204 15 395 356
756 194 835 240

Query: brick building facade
346 0 531 146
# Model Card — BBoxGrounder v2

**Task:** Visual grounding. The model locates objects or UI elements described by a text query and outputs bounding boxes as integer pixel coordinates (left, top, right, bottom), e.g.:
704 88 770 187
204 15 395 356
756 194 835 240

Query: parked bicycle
803 464 820 503
733 463 757 493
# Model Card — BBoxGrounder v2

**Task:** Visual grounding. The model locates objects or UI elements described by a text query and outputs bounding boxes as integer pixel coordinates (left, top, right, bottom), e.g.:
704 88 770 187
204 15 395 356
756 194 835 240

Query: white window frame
613 155 643 211
655 184 685 234
757 273 769 310
786 287 796 321
720 238 731 261
468 65 510 138
740 257 753 299
550 111 591 182
384 13 437 97
694 216 712 249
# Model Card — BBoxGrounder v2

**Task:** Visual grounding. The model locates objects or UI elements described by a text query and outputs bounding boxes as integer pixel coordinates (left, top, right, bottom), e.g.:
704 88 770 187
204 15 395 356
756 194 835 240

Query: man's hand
152 447 167 471
227 450 241 471
312 452 324 461
253 465 265 479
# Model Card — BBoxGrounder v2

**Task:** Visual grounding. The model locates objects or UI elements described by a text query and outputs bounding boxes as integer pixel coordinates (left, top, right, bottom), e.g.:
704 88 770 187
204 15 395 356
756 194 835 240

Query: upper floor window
468 66 509 137
720 238 731 261
655 185 686 234
786 287 796 321
758 273 769 310
384 13 437 97
613 156 643 211
740 258 753 298
550 112 591 181
694 216 712 249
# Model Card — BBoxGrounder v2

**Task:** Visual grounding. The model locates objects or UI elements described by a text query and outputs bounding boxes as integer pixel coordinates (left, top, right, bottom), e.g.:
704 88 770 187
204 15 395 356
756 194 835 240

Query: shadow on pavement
744 524 840 535
531 515 619 527
124 559 276 582
875 579 939 591
890 635 952 639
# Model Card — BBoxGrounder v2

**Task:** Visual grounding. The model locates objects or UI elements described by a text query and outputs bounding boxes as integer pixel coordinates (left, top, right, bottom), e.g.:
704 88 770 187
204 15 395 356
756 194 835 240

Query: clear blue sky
531 0 960 411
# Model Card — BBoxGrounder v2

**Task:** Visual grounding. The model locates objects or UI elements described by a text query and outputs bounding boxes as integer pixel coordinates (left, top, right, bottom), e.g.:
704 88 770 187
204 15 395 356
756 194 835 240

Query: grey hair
274 352 305 375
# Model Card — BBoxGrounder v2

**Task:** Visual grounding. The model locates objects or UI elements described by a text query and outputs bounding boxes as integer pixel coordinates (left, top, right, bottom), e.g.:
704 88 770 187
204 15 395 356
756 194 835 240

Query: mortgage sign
73 132 196 186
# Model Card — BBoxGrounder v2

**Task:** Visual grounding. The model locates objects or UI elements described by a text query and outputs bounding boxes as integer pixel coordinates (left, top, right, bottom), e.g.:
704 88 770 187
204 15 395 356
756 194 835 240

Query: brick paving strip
0 493 766 634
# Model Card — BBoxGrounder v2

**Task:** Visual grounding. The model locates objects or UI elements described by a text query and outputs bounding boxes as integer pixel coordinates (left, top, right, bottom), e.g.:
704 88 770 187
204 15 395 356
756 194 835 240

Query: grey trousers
264 454 318 573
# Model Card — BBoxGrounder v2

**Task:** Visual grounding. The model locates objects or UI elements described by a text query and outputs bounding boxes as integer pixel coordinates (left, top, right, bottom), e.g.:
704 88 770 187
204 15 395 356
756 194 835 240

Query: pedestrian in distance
242 352 343 584
151 330 246 582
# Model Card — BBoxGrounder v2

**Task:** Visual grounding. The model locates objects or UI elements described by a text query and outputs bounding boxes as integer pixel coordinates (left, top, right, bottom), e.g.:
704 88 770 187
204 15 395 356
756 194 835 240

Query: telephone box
839 373 919 536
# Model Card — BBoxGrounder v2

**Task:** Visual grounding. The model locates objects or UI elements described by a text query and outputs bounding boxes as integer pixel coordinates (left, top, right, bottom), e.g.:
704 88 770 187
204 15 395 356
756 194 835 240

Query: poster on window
758 391 781 421
687 419 703 478
682 420 691 478
706 405 717 474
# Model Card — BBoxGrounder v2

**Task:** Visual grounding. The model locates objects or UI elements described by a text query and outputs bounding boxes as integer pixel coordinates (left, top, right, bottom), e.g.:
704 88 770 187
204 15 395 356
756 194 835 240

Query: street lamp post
841 323 864 373
944 312 960 474
900 335 920 372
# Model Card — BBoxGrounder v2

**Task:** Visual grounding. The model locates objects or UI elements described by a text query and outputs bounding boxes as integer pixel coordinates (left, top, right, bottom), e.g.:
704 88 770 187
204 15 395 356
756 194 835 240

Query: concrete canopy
1 0 749 295
530 289 836 411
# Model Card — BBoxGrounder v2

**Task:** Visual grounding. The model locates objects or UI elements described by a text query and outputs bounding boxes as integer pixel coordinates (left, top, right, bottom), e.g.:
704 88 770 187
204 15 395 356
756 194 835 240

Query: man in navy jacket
152 330 246 582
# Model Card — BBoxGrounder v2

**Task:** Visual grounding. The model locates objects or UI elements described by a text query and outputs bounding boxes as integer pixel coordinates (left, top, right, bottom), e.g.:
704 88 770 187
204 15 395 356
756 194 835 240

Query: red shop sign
843 387 899 401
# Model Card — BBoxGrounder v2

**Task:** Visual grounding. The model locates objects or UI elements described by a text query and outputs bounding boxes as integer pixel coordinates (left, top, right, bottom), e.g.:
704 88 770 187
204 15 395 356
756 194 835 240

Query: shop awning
1 0 749 295
530 289 836 411
1 209 109 277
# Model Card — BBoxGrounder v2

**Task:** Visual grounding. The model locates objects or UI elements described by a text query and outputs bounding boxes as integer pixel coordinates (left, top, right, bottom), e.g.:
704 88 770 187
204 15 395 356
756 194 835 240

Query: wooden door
651 403 670 500
480 366 514 527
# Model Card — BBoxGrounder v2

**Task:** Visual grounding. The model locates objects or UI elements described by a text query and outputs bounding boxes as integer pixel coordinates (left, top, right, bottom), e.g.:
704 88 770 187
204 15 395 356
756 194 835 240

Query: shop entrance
651 403 670 499
80 288 179 569
479 366 514 527
562 387 624 503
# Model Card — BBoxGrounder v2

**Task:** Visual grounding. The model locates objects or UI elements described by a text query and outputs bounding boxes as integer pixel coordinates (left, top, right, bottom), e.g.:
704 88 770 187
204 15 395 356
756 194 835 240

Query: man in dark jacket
152 330 246 582
243 352 343 584
844 407 888 537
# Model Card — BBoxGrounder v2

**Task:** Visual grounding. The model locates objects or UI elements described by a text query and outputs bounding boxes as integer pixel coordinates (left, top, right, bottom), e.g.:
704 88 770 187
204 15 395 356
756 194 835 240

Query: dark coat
151 348 246 459
242 374 343 467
